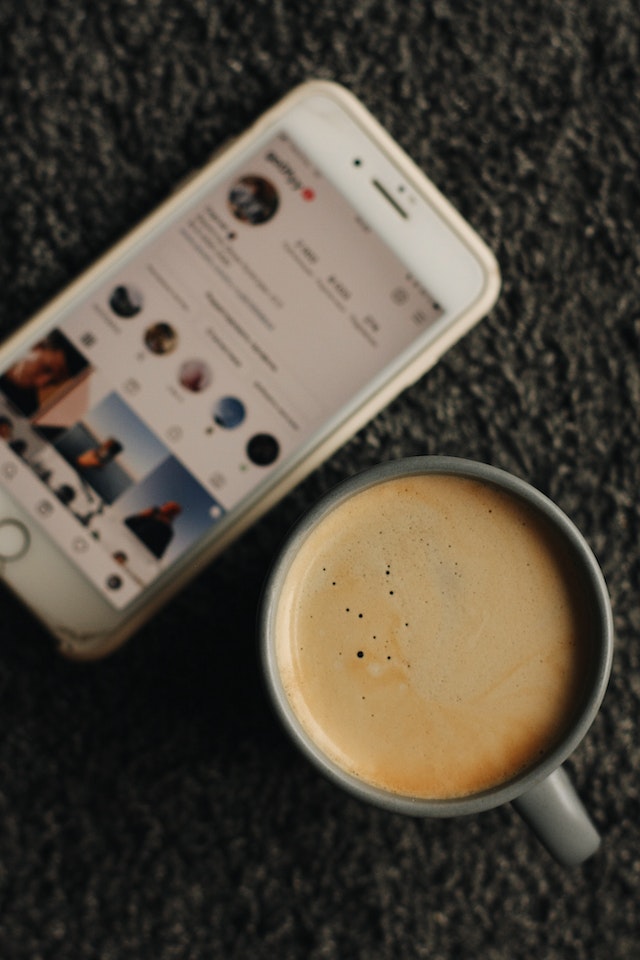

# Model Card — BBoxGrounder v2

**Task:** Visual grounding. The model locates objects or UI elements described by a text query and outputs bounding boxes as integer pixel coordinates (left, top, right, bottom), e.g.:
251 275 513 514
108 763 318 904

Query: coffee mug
260 457 614 866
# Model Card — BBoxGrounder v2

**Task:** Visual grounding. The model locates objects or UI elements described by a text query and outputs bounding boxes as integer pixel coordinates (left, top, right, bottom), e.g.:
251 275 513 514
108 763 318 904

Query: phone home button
0 519 31 562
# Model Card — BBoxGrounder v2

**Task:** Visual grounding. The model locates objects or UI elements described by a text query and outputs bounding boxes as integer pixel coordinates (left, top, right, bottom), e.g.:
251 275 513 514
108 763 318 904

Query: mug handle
511 766 601 866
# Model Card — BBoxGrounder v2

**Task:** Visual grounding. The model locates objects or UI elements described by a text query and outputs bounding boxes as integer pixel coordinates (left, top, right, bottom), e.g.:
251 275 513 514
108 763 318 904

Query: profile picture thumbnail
109 284 144 318
144 322 178 355
213 396 246 430
179 360 212 393
247 433 280 467
228 175 279 225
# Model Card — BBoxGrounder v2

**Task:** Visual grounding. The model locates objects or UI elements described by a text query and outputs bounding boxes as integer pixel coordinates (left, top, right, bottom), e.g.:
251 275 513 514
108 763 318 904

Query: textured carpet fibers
0 2 639 958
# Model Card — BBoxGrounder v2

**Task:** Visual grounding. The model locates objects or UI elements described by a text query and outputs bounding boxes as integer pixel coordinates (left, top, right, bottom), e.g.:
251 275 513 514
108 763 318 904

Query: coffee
274 473 590 800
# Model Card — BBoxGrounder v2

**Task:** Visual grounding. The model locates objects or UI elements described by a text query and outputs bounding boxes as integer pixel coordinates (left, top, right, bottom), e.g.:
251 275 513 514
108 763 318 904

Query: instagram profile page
0 131 442 607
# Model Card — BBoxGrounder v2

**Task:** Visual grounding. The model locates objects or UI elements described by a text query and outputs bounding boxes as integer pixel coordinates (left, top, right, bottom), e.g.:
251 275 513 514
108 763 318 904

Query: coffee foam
275 474 589 799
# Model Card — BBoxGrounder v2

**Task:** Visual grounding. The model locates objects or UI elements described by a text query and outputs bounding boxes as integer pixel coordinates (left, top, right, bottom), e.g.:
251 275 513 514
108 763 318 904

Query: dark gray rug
1 1 639 957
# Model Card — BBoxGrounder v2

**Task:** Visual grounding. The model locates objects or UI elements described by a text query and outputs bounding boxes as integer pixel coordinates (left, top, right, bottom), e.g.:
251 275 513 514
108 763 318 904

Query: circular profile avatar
228 175 279 225
179 359 212 393
213 396 246 430
109 284 144 318
246 433 280 467
144 322 178 355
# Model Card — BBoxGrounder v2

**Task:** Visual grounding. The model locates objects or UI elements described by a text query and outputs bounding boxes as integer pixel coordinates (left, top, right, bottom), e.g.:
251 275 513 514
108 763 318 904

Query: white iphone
0 81 500 658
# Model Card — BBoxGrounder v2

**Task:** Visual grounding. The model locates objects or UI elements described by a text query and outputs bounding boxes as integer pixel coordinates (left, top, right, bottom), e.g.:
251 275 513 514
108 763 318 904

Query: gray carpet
1 1 639 957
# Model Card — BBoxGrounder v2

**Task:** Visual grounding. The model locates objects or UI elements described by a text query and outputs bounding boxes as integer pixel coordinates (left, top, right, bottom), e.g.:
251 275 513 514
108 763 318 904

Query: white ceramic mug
260 457 614 866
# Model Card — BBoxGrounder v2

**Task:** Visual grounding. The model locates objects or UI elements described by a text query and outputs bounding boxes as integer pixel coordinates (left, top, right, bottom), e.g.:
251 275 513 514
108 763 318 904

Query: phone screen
0 129 442 609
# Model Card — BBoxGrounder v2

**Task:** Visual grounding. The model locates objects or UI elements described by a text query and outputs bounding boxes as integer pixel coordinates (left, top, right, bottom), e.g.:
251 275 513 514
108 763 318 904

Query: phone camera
353 158 363 167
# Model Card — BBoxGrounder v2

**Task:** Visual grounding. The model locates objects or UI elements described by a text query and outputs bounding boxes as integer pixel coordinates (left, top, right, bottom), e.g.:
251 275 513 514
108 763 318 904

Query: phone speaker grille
372 179 408 219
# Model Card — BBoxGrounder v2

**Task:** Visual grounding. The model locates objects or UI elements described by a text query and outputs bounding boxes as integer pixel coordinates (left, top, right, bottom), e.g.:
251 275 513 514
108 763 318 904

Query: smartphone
0 80 500 658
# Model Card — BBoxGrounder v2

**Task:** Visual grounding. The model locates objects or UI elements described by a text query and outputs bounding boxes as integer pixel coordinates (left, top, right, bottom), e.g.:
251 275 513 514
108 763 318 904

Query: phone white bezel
0 80 500 658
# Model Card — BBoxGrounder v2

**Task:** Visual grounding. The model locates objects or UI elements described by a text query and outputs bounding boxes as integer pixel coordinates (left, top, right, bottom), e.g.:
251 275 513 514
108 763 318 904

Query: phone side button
0 519 31 562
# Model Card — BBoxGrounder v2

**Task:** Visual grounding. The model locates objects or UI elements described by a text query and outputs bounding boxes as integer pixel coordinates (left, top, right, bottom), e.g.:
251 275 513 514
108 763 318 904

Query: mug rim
260 456 614 817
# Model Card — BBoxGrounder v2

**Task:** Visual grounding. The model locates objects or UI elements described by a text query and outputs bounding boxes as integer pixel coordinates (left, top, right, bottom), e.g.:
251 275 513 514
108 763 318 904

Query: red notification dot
301 187 316 201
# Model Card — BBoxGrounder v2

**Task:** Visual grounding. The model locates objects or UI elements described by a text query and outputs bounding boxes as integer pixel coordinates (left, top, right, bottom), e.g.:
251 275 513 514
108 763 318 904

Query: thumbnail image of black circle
109 285 144 318
246 433 280 467
179 360 212 393
213 396 246 429
144 322 178 355
0 330 89 417
228 176 279 225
